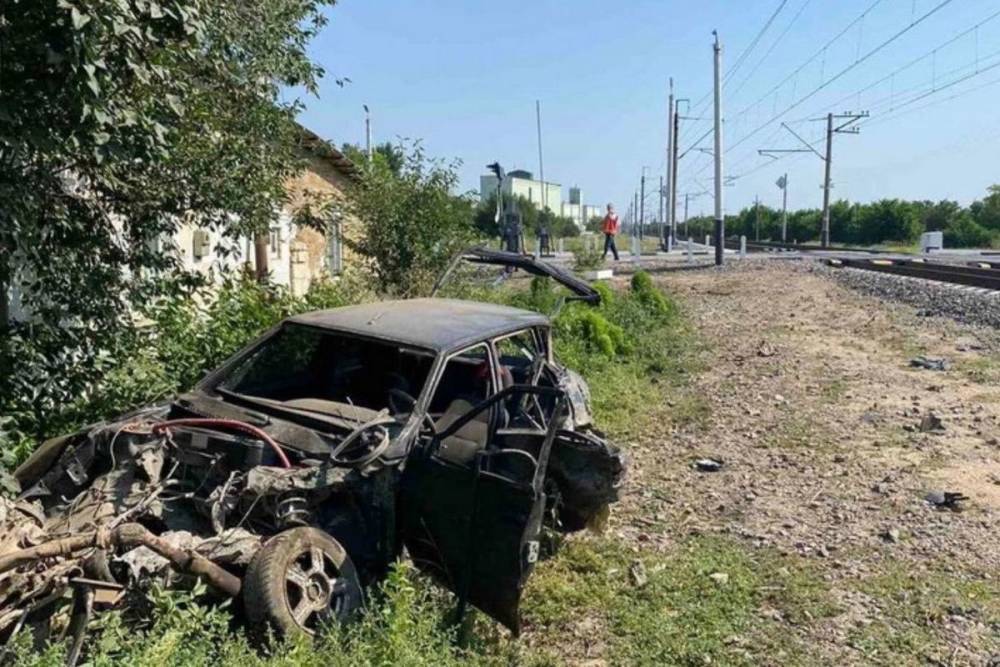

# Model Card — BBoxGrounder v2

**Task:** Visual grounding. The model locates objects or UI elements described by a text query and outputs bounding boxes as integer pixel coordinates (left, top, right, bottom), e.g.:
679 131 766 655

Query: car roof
286 298 549 354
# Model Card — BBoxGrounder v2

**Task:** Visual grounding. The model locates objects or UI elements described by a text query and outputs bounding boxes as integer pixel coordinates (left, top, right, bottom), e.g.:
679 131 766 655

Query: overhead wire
725 0 958 157
689 0 793 115
795 5 1000 121
727 0 816 103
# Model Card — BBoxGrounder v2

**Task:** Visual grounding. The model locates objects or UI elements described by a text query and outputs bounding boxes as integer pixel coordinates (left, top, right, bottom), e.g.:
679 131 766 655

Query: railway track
827 257 1000 291
724 239 896 254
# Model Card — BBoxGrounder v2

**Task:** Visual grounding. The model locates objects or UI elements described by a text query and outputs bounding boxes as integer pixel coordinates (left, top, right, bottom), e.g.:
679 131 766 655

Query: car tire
243 527 363 639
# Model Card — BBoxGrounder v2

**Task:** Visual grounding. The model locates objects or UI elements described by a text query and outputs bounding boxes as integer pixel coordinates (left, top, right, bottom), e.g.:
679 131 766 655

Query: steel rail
827 258 1000 291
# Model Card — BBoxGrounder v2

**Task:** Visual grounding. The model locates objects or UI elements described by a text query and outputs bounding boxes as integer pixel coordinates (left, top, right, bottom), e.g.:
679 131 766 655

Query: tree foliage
343 141 476 296
340 141 405 177
0 0 333 435
681 184 1000 248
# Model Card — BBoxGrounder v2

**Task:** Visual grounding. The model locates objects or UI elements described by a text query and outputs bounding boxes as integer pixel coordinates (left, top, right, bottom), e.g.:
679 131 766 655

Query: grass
9 273 707 666
846 564 1000 665
443 270 703 440
957 353 1000 385
523 535 838 666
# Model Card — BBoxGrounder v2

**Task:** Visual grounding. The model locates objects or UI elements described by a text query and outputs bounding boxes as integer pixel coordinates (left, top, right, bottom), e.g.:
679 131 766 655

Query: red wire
152 418 292 469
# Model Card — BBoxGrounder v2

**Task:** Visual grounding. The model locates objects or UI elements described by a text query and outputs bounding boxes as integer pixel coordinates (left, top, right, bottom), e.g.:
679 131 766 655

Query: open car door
431 247 601 305
400 385 566 633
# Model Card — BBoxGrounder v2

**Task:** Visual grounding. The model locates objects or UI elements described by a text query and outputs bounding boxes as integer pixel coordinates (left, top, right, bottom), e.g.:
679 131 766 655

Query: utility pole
821 113 833 247
759 112 867 246
754 195 760 242
364 104 373 160
639 170 646 241
536 100 546 212
658 175 665 244
712 31 725 266
670 100 681 246
664 78 674 250
633 191 639 239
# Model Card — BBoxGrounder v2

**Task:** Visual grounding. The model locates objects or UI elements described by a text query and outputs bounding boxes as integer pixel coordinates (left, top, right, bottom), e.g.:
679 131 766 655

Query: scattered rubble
909 356 950 371
919 413 946 433
924 490 969 512
693 458 724 473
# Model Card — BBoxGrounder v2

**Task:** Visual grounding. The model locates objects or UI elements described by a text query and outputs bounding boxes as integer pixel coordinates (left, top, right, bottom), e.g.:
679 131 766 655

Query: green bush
572 246 604 271
1 272 374 449
6 565 516 667
944 214 995 248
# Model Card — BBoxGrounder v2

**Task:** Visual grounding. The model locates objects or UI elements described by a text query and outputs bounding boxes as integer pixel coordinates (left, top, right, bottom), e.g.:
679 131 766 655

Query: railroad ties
827 258 1000 292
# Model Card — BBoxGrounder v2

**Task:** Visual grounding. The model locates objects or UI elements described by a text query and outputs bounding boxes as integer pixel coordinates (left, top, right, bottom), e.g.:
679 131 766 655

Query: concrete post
705 234 711 247
687 238 693 263
740 235 746 259
558 238 565 253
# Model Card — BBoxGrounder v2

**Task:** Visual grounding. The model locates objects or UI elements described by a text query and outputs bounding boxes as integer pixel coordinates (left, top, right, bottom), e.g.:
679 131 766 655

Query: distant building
480 171 602 229
480 169 562 212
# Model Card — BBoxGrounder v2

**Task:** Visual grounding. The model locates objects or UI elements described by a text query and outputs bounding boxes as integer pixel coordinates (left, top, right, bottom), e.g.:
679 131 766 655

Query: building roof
286 298 549 353
295 124 361 181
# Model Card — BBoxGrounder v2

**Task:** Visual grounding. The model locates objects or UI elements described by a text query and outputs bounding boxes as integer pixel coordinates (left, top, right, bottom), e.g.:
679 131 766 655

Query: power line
682 0 884 158
724 0 789 86
727 0 816 102
865 72 1000 127
856 46 1000 117
798 5 1000 121
858 55 1000 126
725 0 957 156
690 0 793 113
729 0 887 124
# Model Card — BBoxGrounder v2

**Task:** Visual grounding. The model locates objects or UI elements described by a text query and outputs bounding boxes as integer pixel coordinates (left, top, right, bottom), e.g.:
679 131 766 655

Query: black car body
0 258 624 654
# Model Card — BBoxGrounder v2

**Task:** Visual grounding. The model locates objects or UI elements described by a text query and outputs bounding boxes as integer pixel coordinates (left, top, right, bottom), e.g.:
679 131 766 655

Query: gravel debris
815 262 1000 328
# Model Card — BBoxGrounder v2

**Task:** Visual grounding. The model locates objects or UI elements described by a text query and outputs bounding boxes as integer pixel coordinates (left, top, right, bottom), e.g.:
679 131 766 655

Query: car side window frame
422 341 500 417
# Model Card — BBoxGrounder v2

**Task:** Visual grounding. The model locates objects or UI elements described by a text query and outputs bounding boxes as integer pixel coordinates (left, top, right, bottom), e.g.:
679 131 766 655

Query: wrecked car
0 249 624 658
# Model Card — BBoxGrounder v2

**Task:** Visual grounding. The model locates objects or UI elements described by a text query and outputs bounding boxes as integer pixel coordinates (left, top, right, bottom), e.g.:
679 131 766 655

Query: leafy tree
344 141 476 295
943 212 994 248
972 185 1000 232
341 142 405 177
855 199 921 244
916 200 963 232
0 0 332 435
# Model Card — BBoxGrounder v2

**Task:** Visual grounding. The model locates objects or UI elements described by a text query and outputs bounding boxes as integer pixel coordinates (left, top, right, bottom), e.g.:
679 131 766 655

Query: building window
269 226 281 258
328 215 343 275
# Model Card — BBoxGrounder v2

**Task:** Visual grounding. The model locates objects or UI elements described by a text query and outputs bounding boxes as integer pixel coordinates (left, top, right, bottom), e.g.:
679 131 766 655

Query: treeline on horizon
674 184 1000 249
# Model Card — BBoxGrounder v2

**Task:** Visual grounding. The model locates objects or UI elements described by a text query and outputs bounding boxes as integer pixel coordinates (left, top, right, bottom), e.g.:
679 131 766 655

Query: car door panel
400 385 565 634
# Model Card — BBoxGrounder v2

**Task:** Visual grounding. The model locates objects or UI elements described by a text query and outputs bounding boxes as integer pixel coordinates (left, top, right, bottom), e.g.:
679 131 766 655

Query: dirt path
611 259 1000 664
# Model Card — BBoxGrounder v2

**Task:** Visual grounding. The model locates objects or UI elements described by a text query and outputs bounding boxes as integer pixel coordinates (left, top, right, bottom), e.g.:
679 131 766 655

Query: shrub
572 246 604 272
944 214 995 248
630 270 675 319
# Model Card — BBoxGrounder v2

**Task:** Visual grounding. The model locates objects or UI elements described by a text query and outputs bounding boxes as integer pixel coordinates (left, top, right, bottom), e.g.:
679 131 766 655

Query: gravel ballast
814 262 1000 328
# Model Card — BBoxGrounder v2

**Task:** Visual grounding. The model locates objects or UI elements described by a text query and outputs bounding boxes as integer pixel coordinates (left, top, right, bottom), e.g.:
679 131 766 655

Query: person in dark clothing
601 203 620 261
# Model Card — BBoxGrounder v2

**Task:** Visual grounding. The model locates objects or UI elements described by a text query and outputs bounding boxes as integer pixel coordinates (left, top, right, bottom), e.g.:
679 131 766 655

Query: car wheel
243 527 362 638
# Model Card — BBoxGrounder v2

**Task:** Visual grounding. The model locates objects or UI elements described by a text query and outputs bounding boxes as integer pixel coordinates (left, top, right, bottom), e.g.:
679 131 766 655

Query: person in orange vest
601 203 620 261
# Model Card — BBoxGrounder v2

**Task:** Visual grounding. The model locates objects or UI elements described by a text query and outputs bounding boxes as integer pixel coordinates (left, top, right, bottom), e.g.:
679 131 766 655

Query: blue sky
296 0 1000 219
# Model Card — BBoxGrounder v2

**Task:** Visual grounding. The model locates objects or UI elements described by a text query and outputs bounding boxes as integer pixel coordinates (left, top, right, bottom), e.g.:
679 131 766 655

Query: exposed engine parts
1 277 624 663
